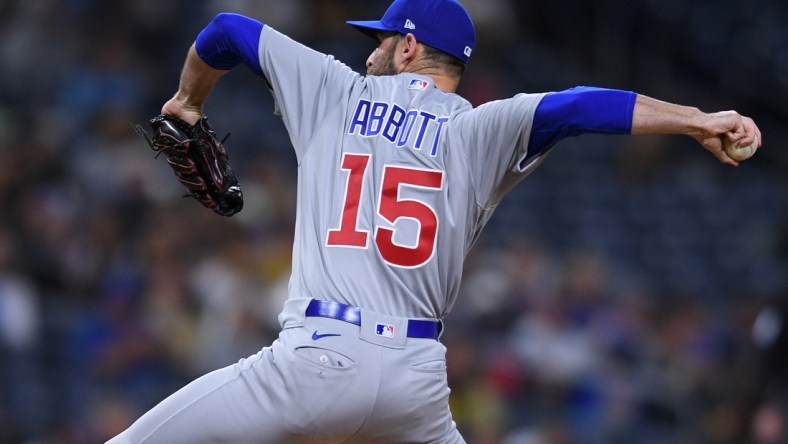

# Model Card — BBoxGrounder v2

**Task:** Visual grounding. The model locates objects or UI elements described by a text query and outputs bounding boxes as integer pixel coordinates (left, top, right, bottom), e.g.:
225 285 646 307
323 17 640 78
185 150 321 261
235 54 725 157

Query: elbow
210 13 237 34
196 13 265 77
195 14 245 71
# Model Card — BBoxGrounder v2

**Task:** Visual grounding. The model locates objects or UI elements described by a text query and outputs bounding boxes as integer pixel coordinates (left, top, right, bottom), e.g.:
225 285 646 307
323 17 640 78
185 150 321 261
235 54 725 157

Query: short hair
421 44 466 78
393 33 467 78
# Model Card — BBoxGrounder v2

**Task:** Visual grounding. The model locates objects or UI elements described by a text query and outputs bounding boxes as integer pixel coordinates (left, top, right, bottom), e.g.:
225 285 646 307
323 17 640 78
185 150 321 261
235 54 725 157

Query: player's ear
401 33 419 63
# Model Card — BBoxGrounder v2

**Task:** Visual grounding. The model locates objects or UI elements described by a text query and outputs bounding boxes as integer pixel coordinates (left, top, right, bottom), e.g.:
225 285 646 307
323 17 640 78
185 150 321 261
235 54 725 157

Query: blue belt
305 299 441 339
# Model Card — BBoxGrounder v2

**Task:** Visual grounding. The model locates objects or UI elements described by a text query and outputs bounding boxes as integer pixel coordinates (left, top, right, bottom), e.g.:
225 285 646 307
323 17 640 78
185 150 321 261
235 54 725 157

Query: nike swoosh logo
312 331 341 340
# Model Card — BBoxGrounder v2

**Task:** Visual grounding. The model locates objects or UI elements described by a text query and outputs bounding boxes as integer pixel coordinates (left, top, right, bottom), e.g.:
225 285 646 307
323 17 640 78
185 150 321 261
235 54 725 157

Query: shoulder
452 93 547 124
260 25 362 83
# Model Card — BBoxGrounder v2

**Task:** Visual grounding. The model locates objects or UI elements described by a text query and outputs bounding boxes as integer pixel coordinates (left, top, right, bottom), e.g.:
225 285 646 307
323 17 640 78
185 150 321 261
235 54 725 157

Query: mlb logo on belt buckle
375 323 395 338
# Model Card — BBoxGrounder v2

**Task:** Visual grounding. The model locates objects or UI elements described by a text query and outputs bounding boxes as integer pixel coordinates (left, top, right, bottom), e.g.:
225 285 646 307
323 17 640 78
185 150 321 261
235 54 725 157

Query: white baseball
724 134 759 161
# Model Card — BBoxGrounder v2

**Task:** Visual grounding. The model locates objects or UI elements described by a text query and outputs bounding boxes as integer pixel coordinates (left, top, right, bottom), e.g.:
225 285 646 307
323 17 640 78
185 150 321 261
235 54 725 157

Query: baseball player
109 0 761 442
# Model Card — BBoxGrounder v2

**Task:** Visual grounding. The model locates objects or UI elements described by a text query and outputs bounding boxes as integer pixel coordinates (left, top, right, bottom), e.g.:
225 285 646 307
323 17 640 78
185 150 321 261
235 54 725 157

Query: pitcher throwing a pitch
110 0 761 442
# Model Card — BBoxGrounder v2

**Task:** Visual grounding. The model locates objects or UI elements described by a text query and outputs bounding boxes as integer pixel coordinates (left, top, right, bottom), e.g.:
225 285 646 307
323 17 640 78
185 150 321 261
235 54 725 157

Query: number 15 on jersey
326 153 444 268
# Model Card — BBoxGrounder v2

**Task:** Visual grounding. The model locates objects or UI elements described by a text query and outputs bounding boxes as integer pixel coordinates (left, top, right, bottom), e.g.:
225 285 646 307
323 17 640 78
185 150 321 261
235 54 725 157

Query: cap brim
346 20 396 40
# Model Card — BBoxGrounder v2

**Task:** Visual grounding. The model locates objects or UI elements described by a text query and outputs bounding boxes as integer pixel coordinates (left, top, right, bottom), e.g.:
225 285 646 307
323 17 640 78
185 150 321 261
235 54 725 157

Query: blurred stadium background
0 1 786 443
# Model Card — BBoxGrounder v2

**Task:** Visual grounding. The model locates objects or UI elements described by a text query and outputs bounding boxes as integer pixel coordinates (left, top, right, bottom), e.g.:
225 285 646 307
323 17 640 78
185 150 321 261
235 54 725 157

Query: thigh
352 339 464 443
108 346 295 444
274 325 374 437
108 326 373 444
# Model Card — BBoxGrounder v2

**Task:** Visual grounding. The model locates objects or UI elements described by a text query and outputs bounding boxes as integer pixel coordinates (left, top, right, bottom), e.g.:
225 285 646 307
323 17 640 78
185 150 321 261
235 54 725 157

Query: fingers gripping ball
725 134 759 161
134 115 244 216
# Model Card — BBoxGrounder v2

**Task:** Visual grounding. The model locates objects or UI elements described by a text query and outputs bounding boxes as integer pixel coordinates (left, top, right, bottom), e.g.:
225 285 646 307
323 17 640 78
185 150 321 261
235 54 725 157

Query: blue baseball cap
347 0 476 64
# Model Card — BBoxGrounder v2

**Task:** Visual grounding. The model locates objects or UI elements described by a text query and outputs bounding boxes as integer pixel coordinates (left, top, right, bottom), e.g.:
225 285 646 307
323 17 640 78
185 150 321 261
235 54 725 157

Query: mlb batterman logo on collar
346 0 476 64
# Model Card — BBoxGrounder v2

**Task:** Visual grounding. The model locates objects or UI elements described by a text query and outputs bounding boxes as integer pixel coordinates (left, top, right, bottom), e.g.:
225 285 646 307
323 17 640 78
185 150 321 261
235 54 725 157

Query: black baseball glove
134 114 243 216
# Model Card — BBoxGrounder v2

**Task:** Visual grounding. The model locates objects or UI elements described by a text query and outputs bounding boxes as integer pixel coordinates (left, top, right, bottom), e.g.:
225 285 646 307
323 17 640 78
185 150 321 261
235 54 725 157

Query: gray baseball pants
107 301 463 443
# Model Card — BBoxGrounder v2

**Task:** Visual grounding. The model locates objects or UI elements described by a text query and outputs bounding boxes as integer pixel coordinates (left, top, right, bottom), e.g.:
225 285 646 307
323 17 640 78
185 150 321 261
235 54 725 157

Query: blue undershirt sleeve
527 86 637 159
195 13 265 78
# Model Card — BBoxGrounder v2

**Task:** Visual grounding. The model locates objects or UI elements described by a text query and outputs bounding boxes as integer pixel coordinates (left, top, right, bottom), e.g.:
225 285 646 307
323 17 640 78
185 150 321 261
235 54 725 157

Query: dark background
0 1 785 443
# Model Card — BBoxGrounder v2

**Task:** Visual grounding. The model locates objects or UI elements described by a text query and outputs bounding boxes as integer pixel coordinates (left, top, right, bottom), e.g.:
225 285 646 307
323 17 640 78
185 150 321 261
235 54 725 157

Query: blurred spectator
0 226 43 435
751 300 788 444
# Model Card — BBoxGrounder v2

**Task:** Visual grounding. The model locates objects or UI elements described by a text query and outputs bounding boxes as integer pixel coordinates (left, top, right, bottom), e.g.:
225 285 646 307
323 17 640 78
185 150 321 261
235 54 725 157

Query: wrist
685 108 713 139
161 95 202 125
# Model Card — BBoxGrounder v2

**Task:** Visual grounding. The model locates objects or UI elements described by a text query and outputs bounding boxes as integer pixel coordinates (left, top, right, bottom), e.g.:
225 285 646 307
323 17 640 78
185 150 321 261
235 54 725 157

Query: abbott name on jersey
347 99 450 157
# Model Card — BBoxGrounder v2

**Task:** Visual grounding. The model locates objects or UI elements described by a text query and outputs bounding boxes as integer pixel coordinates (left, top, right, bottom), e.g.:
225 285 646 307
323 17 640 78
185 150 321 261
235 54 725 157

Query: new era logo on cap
464 46 472 57
404 19 415 29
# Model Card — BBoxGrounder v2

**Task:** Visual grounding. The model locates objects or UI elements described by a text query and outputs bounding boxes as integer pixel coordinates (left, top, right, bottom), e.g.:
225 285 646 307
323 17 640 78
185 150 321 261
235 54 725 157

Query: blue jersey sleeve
527 86 637 159
195 13 265 78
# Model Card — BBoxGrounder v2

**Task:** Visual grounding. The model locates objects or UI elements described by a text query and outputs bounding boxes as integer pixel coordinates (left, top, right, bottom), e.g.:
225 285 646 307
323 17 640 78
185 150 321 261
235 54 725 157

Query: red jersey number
327 153 444 268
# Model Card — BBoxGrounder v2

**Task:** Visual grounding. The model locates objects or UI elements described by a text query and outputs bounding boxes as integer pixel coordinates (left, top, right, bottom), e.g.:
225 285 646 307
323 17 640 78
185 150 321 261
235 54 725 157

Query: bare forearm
630 94 761 166
162 45 228 124
630 95 702 136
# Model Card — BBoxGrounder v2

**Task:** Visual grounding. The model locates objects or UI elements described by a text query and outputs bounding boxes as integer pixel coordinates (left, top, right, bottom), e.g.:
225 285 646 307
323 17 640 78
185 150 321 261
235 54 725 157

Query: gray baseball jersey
108 24 548 444
260 27 547 322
